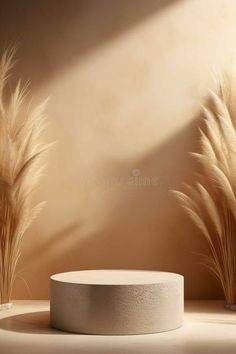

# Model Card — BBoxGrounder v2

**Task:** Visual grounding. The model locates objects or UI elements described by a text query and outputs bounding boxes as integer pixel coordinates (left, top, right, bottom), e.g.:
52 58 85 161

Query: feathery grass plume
0 47 52 305
172 68 236 307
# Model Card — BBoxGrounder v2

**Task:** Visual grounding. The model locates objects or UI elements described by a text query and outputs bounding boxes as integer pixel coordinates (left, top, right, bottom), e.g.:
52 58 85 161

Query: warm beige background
0 0 236 300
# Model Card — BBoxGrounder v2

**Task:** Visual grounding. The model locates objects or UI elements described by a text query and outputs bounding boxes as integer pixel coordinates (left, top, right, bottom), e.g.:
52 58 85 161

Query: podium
50 269 184 335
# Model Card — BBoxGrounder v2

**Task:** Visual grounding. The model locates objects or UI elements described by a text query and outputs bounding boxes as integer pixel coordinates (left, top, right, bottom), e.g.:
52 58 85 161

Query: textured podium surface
0 301 235 354
50 270 184 334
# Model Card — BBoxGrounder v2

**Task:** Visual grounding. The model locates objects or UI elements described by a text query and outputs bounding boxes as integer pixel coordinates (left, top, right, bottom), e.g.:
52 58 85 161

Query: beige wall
1 0 236 299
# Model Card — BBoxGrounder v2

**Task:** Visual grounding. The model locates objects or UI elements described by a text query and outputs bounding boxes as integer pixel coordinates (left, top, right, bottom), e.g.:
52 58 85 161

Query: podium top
51 269 183 285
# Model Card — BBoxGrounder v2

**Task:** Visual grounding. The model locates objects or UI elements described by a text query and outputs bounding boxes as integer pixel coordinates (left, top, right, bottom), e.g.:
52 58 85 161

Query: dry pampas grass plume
172 66 236 307
0 47 53 305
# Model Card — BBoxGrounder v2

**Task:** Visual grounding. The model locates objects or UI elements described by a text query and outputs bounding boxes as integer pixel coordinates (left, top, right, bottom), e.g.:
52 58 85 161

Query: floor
0 301 235 354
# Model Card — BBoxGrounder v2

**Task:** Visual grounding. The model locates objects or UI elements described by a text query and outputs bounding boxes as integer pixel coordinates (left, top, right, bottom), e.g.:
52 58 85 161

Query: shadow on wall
0 0 179 88
23 222 81 269
16 116 222 300
3 0 221 300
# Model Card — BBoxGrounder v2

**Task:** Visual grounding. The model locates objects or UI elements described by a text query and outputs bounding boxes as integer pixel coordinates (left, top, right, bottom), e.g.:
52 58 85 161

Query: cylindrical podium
50 270 184 335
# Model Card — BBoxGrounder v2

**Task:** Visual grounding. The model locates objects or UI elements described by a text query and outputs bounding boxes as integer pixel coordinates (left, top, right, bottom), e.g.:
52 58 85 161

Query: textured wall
0 0 236 299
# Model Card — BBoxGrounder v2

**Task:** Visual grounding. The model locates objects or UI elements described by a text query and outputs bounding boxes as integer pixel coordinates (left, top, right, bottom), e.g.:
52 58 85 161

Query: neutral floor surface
0 300 235 354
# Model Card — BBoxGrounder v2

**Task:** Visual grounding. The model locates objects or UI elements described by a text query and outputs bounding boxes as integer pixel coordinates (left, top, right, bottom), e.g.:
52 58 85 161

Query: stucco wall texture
0 0 236 299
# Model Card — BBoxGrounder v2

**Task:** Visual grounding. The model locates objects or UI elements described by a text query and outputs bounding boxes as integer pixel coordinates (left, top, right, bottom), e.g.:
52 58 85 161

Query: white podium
50 270 184 335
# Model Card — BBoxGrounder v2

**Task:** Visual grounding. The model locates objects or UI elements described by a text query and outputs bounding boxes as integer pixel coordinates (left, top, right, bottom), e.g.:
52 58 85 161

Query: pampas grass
172 68 236 306
0 48 52 305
